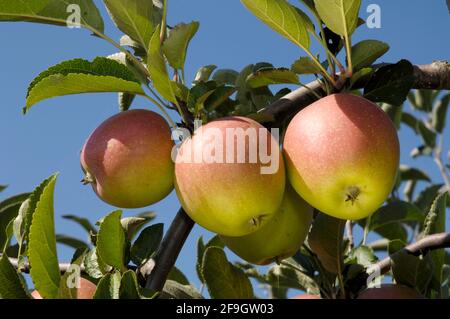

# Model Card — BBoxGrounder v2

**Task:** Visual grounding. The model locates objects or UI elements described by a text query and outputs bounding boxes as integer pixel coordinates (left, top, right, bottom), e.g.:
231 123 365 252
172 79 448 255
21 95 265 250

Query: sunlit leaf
28 174 60 299
241 0 310 50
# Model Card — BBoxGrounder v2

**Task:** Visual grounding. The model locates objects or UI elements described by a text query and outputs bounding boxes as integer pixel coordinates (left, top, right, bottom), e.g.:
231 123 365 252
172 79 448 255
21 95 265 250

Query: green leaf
202 247 253 299
97 210 126 271
161 280 203 299
391 250 434 294
147 25 178 104
62 214 97 235
350 67 373 88
56 234 89 250
196 235 225 283
204 86 237 111
0 193 31 213
93 271 121 299
421 192 447 296
121 213 155 241
0 254 30 299
291 57 322 74
364 60 415 106
442 265 450 298
24 57 145 113
414 184 444 212
28 174 60 299
345 246 378 267
422 192 447 237
107 51 149 85
431 94 450 133
234 262 267 283
168 267 190 285
187 81 217 114
246 68 299 88
212 69 240 86
13 188 48 258
118 92 135 112
119 270 140 299
84 248 110 279
250 86 274 110
120 35 147 58
193 65 217 84
270 286 288 299
0 194 29 250
130 223 163 266
241 0 310 50
236 64 255 105
399 165 431 183
408 89 440 112
401 112 419 133
411 145 434 159
308 213 345 274
380 102 403 129
162 21 199 70
196 237 206 283
294 6 315 33
313 0 361 36
0 0 104 31
103 0 160 54
266 264 320 294
0 185 6 193
403 180 417 202
417 121 437 148
369 201 424 232
351 40 389 71
387 239 406 255
374 223 408 242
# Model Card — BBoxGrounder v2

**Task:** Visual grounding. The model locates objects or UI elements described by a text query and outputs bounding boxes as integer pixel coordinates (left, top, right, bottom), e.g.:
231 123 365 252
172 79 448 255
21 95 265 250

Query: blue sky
0 0 449 297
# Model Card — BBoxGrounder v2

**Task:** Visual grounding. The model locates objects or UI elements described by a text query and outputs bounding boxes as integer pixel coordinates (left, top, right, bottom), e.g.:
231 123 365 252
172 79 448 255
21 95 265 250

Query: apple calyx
81 172 95 185
345 186 361 205
249 214 268 228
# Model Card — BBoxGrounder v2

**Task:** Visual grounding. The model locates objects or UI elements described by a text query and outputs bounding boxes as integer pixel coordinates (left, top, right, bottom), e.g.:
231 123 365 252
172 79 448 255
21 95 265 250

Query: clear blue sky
0 0 449 297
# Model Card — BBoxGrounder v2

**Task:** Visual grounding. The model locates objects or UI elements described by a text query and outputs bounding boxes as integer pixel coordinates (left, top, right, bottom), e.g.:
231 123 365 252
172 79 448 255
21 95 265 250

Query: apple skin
292 294 321 299
357 284 424 299
81 109 174 208
220 185 313 265
175 116 285 237
31 278 96 299
283 93 400 220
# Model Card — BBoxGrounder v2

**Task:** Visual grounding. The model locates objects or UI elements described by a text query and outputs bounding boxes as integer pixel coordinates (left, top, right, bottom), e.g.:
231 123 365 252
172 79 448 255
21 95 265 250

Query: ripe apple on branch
0 0 449 301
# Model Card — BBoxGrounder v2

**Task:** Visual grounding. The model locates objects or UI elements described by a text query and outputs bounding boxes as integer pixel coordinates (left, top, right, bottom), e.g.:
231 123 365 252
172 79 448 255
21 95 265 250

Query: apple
174 116 285 236
357 284 424 299
81 109 174 208
220 185 313 265
292 294 321 299
283 93 400 220
31 277 96 299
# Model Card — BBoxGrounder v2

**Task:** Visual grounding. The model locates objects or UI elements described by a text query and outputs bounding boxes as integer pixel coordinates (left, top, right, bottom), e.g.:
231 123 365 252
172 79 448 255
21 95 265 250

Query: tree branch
265 61 450 122
4 257 84 274
413 61 450 90
368 232 450 276
434 137 450 196
144 207 195 292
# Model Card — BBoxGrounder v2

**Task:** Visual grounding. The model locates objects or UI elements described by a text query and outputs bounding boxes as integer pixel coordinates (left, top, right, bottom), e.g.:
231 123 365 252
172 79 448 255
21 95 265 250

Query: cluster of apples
80 93 399 265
